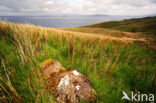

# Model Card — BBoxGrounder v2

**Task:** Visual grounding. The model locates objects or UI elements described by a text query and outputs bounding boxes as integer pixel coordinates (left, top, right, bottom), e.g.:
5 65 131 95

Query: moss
40 59 54 67
40 59 67 72
59 67 67 72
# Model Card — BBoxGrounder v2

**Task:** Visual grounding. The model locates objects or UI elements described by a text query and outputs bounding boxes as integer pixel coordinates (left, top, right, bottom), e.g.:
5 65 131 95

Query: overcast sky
0 0 156 16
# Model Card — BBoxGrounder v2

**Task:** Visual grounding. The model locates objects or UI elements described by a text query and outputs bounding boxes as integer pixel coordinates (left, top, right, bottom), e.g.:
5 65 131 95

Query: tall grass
0 21 156 103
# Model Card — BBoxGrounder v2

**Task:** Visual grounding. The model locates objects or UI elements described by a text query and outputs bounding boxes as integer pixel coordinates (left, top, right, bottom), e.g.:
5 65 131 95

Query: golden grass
58 27 136 37
1 20 152 45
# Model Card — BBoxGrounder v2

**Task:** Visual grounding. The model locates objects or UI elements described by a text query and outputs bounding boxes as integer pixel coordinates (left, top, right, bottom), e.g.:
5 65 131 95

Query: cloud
151 0 156 3
0 0 156 15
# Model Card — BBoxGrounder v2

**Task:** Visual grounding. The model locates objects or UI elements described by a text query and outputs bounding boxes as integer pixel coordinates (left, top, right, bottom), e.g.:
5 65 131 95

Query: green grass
0 20 156 103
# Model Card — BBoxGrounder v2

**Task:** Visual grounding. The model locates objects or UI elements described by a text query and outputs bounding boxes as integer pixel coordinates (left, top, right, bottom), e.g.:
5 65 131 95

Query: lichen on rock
58 75 70 87
72 70 80 76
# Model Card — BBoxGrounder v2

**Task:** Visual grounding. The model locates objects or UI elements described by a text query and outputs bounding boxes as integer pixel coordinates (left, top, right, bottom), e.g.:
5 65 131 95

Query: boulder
40 59 96 103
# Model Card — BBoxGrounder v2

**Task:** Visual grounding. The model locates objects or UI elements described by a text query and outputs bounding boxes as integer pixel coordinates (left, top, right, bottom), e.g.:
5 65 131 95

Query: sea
0 15 142 28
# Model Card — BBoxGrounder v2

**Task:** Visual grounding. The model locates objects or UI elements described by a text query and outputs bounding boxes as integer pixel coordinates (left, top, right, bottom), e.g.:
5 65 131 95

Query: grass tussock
0 20 156 103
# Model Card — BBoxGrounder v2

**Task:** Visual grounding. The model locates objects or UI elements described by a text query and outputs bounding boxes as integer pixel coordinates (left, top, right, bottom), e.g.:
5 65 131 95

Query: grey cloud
0 0 67 13
0 0 156 16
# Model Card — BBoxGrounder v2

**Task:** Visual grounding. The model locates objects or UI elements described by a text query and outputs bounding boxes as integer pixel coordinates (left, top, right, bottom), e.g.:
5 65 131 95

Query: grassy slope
0 20 156 103
59 27 146 39
83 16 156 39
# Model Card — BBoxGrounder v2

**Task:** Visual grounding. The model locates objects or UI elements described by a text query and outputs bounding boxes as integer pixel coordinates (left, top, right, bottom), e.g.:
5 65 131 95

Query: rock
40 59 96 103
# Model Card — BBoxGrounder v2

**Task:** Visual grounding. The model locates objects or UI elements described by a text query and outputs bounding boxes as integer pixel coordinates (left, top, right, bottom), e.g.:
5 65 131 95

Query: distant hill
84 16 156 35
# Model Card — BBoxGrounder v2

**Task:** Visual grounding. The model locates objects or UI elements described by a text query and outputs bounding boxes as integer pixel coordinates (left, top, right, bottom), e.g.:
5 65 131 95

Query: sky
0 0 156 16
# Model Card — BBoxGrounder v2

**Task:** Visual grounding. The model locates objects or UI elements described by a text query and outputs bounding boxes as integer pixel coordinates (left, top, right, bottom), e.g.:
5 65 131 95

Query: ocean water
0 15 139 27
